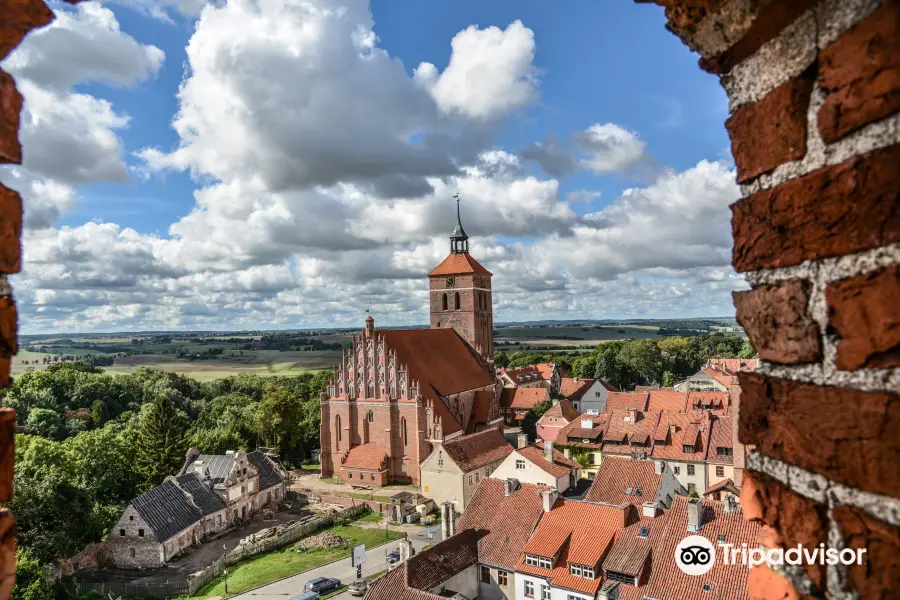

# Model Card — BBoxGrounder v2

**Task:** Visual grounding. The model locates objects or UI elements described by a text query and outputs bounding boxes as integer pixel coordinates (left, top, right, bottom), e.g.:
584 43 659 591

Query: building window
595 392 601 397
606 571 634 585
674 466 680 475
590 453 597 465
437 451 443 468
129 515 134 521
717 447 733 456
129 548 135 558
442 293 448 311
475 472 480 482
498 571 508 586
582 566 595 579
401 417 408 452
454 292 461 310
119 529 125 537
684 445 695 453
541 585 550 600
469 475 473 485
524 581 534 598
568 596 580 600
687 464 695 476
138 529 144 537
525 555 538 567
481 566 491 583
538 557 552 569
371 473 375 481
336 415 342 450
571 564 582 577
408 386 417 399
367 410 374 423
716 466 725 477
516 459 526 470
348 472 353 480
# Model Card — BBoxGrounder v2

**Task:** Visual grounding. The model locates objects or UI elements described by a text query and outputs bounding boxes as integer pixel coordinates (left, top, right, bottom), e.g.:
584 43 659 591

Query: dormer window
717 447 733 456
683 444 695 453
525 555 552 569
569 563 595 579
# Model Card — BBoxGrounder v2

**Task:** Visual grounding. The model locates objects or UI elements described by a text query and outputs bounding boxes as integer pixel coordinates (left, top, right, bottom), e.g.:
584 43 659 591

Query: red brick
741 470 828 591
827 265 900 370
633 0 728 37
727 72 815 183
0 410 12 503
739 373 900 499
817 1 900 144
748 563 805 600
834 505 900 600
700 0 818 75
731 145 900 272
0 356 9 389
0 185 21 274
0 509 13 600
733 280 822 365
0 71 22 165
0 0 53 61
0 299 16 357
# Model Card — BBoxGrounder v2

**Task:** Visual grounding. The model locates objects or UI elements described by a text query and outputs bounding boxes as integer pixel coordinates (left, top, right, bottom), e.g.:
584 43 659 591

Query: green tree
617 339 665 386
25 409 64 440
13 549 52 600
135 392 188 489
661 371 676 387
521 400 552 441
739 338 757 359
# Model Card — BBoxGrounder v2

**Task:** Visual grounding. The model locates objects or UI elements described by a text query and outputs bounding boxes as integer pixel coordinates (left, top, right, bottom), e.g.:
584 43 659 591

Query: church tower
428 195 494 360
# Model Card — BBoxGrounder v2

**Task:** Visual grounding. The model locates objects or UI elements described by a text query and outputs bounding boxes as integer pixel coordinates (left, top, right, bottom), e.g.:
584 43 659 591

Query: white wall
491 451 557 488
571 381 610 414
654 459 707 494
514 573 595 600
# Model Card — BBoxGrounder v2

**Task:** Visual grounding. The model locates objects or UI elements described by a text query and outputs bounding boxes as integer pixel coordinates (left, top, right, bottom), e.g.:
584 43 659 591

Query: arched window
367 380 375 398
367 410 374 423
336 415 342 450
401 417 408 455
442 293 448 311
454 292 461 310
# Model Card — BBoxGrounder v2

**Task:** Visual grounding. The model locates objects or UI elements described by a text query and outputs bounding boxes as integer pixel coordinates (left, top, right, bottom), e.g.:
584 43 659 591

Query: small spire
450 192 469 254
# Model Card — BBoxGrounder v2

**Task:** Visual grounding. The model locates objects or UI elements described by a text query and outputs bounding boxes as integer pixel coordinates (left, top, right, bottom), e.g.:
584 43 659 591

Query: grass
340 491 394 502
353 511 383 523
188 525 404 599
299 464 321 472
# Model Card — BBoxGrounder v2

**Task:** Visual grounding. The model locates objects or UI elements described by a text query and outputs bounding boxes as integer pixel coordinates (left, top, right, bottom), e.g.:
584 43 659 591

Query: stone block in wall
826 265 900 370
817 0 900 144
739 373 900 499
731 144 900 272
733 280 821 365
0 71 23 165
741 470 828 591
833 505 900 600
0 184 22 274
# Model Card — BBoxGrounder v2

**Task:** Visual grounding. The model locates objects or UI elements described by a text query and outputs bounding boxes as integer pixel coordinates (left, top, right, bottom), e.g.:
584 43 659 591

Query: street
229 528 436 600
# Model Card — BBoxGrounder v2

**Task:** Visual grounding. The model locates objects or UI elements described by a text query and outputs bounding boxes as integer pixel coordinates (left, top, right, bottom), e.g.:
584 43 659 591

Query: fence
64 504 368 599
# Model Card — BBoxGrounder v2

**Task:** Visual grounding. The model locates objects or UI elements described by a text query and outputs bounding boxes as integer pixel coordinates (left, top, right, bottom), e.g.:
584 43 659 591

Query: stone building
320 206 503 485
105 449 285 569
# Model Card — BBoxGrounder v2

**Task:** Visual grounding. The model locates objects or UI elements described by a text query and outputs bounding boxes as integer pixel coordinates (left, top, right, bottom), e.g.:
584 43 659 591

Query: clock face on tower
445 276 456 288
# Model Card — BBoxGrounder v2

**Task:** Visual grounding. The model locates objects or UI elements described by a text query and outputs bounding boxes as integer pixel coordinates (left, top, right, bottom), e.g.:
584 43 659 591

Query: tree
25 409 64 441
13 549 52 600
617 339 665 386
662 371 676 387
256 387 305 461
739 338 757 359
521 400 552 441
135 392 188 489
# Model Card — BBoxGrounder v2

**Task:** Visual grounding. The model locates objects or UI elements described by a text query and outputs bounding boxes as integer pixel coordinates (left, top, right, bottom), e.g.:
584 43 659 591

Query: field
494 324 661 347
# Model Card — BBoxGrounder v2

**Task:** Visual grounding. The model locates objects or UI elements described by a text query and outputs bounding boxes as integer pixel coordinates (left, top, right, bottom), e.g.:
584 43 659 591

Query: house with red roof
584 455 684 511
498 361 565 396
649 412 712 494
419 426 514 510
557 377 617 413
674 357 758 393
536 399 580 443
490 441 582 492
704 415 736 496
499 386 551 425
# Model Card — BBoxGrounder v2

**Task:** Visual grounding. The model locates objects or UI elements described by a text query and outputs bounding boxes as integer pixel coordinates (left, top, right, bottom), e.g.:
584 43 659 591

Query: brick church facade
320 204 503 484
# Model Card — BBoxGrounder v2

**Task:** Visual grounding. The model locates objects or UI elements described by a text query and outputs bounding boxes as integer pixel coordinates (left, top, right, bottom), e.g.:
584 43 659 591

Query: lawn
354 511 383 523
188 525 403 599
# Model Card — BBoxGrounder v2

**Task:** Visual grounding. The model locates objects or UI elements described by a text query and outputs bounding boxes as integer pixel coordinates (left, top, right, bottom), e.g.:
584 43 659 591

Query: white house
559 378 617 413
490 441 581 492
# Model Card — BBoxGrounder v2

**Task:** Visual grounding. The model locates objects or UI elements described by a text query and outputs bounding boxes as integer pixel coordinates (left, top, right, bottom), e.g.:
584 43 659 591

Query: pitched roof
688 391 730 413
704 478 739 496
707 358 759 374
502 365 545 386
519 499 631 596
584 457 661 508
366 563 443 600
533 362 558 380
646 390 688 412
428 253 492 276
441 428 513 472
557 413 610 448
500 386 550 410
180 453 235 486
602 410 659 455
541 399 580 422
247 450 285 490
703 368 736 388
605 392 649 412
517 442 581 478
706 416 734 464
131 480 202 542
558 378 595 402
457 478 545 570
603 515 667 580
341 443 388 471
465 390 496 434
175 473 226 516
651 412 710 462
406 529 480 591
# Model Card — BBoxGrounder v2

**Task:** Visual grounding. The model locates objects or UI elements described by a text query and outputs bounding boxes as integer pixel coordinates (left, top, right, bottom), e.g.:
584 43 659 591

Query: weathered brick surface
727 72 815 183
0 510 14 600
0 71 23 166
700 0 818 75
0 0 53 61
0 298 16 358
817 1 900 144
731 145 900 272
747 562 807 600
833 505 900 600
0 411 12 503
741 470 828 591
733 280 821 365
634 0 727 37
0 185 22 274
739 373 900 499
826 265 900 370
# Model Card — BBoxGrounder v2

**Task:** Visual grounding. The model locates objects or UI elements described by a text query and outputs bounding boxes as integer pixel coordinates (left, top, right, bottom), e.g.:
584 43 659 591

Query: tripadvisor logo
675 535 716 576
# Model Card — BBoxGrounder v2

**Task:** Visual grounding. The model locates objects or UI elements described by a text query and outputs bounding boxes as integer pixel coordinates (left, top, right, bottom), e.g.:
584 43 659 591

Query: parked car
305 577 341 593
387 549 400 564
348 579 369 596
292 592 320 600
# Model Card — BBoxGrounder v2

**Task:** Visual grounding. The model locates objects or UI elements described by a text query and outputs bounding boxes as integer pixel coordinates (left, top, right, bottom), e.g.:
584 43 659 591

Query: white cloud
104 0 210 22
415 20 538 120
0 168 75 230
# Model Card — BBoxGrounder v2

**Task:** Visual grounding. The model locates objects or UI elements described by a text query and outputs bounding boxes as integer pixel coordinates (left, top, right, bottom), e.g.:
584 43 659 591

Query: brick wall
638 0 899 598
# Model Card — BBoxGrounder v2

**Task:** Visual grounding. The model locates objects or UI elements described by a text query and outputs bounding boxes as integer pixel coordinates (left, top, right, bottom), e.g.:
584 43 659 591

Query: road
230 528 436 600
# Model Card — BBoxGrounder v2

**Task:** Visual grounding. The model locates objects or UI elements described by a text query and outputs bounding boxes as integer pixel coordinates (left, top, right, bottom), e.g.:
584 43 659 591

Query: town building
419 426 514 510
499 387 551 425
498 362 565 396
490 442 581 492
556 414 610 476
536 399 580 443
674 358 758 393
648 412 712 494
106 449 285 569
704 415 735 495
320 207 503 485
560 378 617 413
584 456 684 510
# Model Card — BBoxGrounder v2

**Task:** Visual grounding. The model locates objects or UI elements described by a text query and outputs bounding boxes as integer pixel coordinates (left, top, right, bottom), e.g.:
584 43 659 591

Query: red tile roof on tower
706 415 734 464
559 377 596 402
341 443 388 471
457 478 545 570
650 412 710 462
542 399 581 422
517 441 582 478
428 253 492 276
584 457 661 508
440 427 513 472
646 390 689 412
500 386 550 410
518 499 632 596
605 392 649 412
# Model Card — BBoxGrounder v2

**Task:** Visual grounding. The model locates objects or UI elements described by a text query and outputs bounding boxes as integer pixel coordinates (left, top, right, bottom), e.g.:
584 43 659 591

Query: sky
1 0 746 334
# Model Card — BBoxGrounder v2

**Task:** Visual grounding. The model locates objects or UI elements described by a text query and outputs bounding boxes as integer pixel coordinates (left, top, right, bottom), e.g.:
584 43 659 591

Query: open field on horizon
494 324 662 346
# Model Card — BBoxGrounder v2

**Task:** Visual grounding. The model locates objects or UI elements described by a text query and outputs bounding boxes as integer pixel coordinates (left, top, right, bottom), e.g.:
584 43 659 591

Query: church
319 203 504 485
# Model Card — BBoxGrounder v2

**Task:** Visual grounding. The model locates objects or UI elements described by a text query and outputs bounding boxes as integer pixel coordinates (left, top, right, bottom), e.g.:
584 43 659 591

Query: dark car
348 579 369 597
305 577 341 593
292 592 320 600
387 549 400 564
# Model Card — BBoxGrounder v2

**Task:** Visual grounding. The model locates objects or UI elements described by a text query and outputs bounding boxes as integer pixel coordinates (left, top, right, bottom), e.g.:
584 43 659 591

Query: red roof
707 358 759 374
557 413 610 448
704 478 739 496
584 457 661 508
502 365 545 385
706 415 734 464
541 399 580 422
533 362 560 380
440 428 513 472
500 386 550 410
703 367 736 388
650 412 710 462
466 390 496 434
519 499 632 596
428 253 492 276
605 392 649 412
688 391 730 413
559 378 595 402
602 410 660 455
646 390 688 412
341 443 388 471
517 442 581 478
457 478 545 570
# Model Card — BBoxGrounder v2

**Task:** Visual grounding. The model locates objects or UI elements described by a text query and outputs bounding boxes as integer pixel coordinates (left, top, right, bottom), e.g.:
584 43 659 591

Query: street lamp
223 543 229 595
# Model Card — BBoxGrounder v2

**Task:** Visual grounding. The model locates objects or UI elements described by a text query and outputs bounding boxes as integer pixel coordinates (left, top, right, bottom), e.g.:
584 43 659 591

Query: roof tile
441 428 513 472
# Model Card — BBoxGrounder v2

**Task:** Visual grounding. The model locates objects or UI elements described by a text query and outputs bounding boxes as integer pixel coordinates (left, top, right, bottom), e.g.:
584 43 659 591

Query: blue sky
3 0 744 333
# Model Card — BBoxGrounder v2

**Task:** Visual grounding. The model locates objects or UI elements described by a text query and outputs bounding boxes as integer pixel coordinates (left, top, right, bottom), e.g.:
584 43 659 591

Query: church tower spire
450 192 469 254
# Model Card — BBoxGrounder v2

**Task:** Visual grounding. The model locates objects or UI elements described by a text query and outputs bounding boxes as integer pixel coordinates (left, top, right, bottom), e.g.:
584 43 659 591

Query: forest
2 363 327 600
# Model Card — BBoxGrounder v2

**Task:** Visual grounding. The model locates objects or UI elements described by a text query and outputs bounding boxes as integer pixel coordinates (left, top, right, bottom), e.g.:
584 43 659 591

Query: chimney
724 495 739 514
598 581 620 600
504 478 519 497
448 506 456 537
541 487 559 512
193 460 205 475
687 498 703 532
517 433 528 449
642 502 659 518
544 441 554 462
441 502 452 540
365 315 374 338
626 408 637 424
580 418 593 429
399 535 414 563
654 461 664 475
